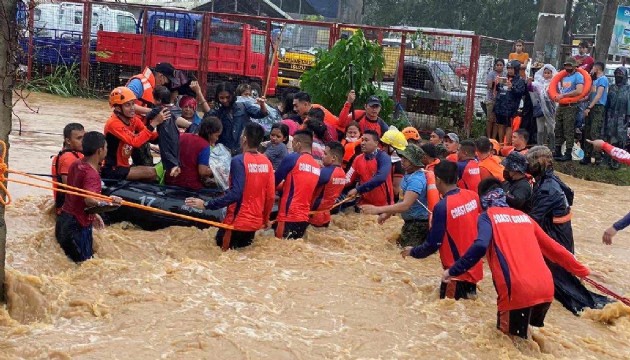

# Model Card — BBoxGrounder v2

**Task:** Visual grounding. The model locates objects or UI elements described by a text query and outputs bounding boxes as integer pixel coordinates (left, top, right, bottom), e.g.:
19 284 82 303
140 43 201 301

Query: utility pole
533 0 567 68
0 0 17 303
594 0 619 63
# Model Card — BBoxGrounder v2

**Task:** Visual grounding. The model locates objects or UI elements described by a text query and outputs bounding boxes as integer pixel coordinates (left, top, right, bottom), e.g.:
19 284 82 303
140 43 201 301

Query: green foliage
300 30 395 122
25 64 96 98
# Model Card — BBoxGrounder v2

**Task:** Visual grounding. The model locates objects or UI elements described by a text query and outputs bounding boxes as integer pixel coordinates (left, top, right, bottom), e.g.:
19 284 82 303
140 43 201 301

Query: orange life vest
423 169 440 228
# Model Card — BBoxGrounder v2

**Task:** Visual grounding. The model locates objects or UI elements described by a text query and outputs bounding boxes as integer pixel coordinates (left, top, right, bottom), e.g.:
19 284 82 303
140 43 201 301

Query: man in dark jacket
493 60 526 146
603 67 630 169
526 146 610 314
501 152 531 212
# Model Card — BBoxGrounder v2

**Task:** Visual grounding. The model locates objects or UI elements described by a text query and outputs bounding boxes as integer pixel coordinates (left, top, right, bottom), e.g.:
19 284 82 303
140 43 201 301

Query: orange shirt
508 52 529 78
478 155 505 181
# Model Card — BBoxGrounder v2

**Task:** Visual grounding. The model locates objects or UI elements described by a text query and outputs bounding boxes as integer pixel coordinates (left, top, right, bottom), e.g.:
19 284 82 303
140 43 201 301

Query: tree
0 0 17 303
595 0 620 62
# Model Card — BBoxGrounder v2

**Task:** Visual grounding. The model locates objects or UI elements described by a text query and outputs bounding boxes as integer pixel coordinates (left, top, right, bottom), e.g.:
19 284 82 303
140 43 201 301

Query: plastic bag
207 143 231 190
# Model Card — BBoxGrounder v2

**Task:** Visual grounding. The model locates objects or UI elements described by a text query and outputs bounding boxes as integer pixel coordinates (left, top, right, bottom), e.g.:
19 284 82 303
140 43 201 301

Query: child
265 123 289 170
147 86 181 181
341 121 361 170
509 39 529 78
55 131 121 262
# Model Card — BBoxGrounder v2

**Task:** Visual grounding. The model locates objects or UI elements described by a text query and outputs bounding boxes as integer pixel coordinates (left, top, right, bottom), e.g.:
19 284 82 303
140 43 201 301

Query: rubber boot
553 146 563 160
579 153 591 165
557 148 572 162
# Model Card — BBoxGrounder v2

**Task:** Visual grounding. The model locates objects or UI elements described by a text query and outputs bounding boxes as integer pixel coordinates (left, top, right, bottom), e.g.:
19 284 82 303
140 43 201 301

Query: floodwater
1 92 629 359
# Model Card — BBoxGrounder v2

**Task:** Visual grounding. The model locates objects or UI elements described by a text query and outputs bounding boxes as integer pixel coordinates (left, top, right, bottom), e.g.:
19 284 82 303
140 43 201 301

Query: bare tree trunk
595 0 619 63
564 0 574 45
533 0 568 68
0 0 17 303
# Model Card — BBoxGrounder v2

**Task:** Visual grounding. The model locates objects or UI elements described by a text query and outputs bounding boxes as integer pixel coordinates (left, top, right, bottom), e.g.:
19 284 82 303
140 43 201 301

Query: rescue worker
443 178 590 339
361 144 435 247
293 91 341 139
587 139 630 244
275 130 321 239
420 143 440 172
501 152 532 212
102 87 167 182
52 123 85 214
602 67 630 170
127 62 176 116
401 161 482 300
553 58 584 162
185 123 275 250
456 140 481 193
346 130 394 207
444 133 460 162
55 132 122 263
429 128 448 159
402 126 421 145
310 142 347 228
338 91 389 136
380 126 408 203
501 129 529 156
526 146 610 314
475 136 504 181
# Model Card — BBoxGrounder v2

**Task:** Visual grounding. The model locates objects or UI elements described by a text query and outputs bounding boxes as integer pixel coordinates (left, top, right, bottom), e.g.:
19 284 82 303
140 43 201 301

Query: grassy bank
554 160 630 186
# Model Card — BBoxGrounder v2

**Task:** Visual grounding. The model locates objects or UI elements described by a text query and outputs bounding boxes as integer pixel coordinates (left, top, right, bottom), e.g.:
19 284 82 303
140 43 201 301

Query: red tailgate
96 31 143 66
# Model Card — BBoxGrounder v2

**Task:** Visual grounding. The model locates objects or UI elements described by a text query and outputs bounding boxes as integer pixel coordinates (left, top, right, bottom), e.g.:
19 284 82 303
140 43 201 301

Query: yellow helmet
380 125 408 151
109 86 137 107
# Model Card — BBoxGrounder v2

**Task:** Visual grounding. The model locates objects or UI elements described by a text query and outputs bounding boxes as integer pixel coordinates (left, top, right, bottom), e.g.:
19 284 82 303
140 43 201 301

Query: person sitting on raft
55 131 122 263
185 123 275 250
102 87 167 182
274 130 321 239
52 123 85 214
443 178 590 340
587 139 630 245
166 116 222 190
400 161 482 300
361 144 431 248
309 141 347 228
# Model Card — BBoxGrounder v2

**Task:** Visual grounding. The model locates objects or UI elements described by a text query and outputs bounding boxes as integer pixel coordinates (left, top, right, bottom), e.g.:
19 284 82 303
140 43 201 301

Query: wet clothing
184 112 203 135
338 104 389 136
204 152 275 234
399 220 429 248
503 177 532 212
51 149 83 213
264 142 288 170
275 152 320 223
56 160 102 263
103 113 158 177
146 106 180 173
478 155 504 182
410 188 483 287
456 159 481 193
346 150 393 206
493 74 526 120
497 302 551 339
310 165 346 227
275 221 310 240
215 228 255 250
604 67 630 150
166 133 209 190
440 280 477 300
449 206 590 313
530 169 609 314
400 170 429 221
207 102 268 155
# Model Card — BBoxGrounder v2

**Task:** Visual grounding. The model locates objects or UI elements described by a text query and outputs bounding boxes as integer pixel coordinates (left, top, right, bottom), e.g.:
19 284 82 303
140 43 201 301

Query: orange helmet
109 87 137 107
489 139 501 155
402 126 420 141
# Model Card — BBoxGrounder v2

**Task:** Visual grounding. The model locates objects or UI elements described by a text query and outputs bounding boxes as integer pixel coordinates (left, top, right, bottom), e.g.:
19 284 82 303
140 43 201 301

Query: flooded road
1 92 629 359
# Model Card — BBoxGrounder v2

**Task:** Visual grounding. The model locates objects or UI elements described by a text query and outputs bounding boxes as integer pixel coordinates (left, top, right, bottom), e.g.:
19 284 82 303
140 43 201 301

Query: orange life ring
547 68 592 105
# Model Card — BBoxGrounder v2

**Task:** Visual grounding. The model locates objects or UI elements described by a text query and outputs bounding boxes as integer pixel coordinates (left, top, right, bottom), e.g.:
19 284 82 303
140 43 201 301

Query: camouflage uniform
399 220 430 247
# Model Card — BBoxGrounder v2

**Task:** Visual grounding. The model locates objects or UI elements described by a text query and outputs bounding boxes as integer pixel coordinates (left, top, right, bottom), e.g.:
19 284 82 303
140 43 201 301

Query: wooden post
0 0 17 303
533 0 567 68
80 2 92 88
594 0 619 63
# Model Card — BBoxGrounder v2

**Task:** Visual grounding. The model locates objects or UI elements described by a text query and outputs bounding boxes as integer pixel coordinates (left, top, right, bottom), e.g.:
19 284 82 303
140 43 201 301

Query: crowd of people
49 59 630 341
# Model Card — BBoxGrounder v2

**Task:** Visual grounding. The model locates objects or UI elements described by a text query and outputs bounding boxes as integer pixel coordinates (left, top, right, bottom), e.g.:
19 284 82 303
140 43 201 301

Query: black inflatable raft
101 180 225 231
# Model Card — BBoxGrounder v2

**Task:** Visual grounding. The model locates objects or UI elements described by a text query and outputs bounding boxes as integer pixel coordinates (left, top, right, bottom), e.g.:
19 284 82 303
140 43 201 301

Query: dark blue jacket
494 75 527 117
208 102 267 154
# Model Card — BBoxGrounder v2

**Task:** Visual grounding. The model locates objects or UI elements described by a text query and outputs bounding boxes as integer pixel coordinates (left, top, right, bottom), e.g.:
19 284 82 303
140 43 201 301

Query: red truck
96 11 278 96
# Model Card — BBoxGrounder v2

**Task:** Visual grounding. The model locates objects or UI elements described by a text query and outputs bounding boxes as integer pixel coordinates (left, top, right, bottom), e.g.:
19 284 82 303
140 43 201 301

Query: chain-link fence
18 0 488 134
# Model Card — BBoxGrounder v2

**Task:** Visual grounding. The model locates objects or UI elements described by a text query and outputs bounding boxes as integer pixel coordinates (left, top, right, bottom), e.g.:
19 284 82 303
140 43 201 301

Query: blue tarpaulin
304 0 339 18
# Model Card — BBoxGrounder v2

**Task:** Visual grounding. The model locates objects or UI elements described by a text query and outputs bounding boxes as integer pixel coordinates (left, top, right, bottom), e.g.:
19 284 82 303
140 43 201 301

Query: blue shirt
559 72 584 95
400 170 429 221
590 75 609 105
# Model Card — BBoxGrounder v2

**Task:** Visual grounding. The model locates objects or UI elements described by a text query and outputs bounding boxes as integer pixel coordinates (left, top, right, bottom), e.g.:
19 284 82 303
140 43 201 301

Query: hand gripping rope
0 141 357 232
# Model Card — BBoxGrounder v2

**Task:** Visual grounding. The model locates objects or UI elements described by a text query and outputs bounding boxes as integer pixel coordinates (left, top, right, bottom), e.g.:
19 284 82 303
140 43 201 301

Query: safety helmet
402 126 420 141
380 125 408 151
109 87 137 108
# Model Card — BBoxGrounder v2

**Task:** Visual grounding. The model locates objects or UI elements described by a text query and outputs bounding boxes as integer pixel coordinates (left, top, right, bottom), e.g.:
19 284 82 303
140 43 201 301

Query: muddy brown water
0 92 629 359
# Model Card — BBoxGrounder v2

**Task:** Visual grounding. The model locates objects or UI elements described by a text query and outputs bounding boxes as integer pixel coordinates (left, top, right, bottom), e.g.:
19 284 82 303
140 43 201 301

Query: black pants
55 212 94 263
275 221 309 239
497 302 551 339
216 228 255 249
439 280 477 300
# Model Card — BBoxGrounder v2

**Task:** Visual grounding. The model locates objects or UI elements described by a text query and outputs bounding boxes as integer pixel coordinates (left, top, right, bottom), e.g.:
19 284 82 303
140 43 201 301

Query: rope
583 277 630 307
269 194 357 226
